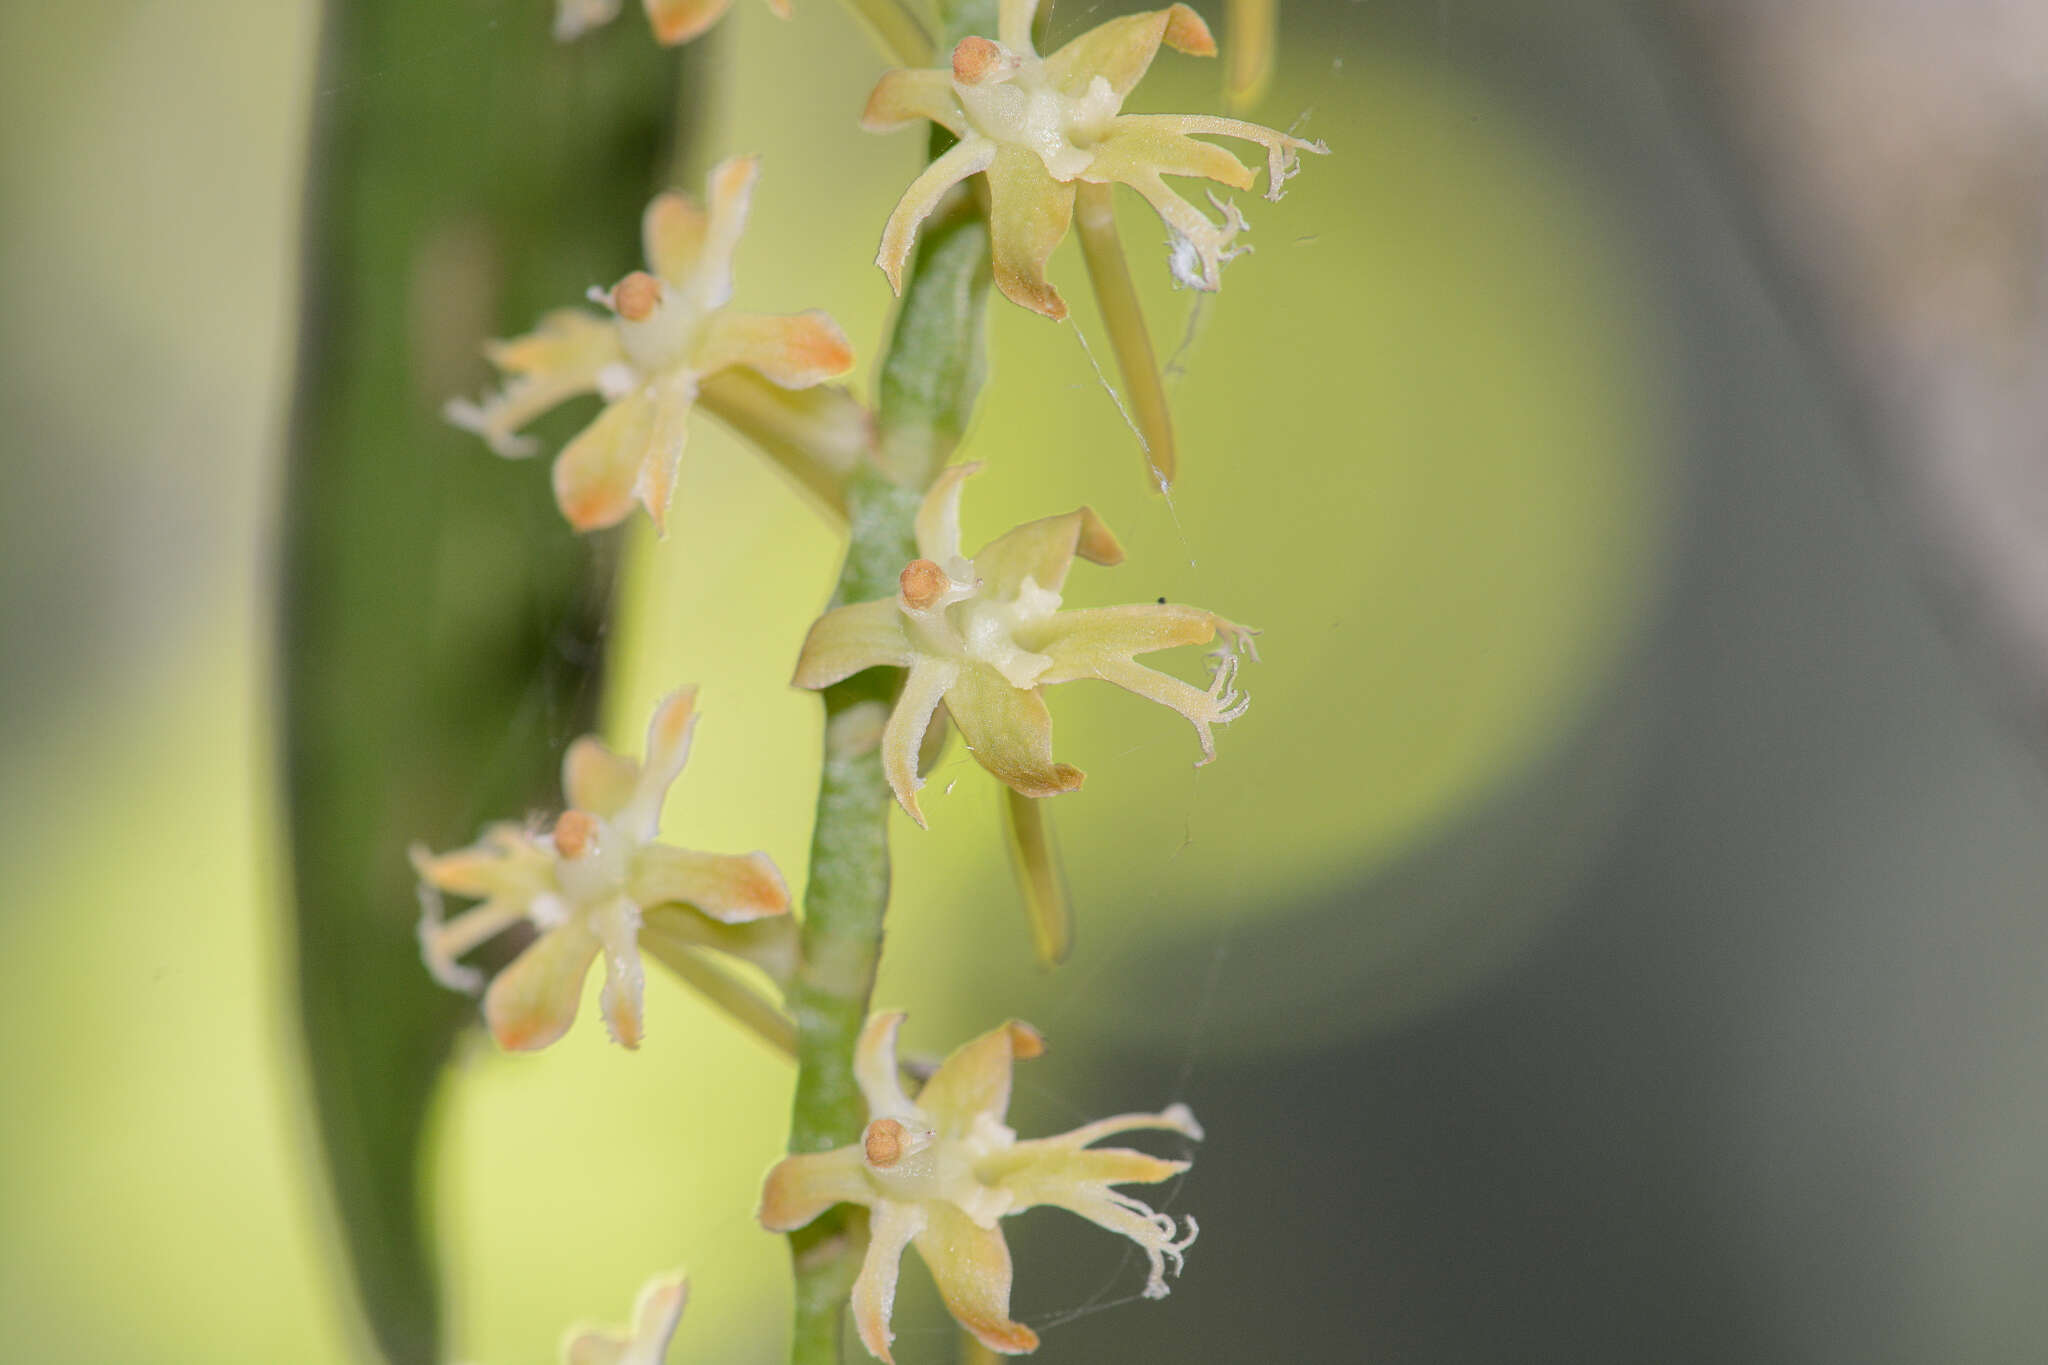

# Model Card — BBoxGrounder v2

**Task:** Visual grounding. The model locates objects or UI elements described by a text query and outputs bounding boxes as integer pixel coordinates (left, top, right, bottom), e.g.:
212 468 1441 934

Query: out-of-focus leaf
280 7 683 1361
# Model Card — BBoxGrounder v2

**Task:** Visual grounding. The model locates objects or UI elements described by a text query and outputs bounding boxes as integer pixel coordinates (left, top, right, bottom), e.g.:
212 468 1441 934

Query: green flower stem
783 189 991 1363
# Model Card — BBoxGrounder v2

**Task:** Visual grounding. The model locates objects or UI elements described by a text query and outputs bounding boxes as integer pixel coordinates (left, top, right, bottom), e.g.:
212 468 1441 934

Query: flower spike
863 0 1327 320
792 463 1256 826
413 688 794 1052
760 1013 1201 1360
446 156 855 533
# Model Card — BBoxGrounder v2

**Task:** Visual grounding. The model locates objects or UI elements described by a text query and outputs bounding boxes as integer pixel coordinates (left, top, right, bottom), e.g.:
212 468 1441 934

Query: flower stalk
783 186 993 1361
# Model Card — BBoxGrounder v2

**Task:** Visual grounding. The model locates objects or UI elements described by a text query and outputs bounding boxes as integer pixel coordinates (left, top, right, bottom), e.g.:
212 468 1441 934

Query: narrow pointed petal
643 189 709 286
914 461 979 565
589 898 647 1049
552 391 657 532
1083 121 1256 193
563 735 642 819
1001 787 1073 967
851 1203 926 1364
635 380 695 535
417 899 524 994
917 1019 1044 1136
563 1271 689 1365
944 663 1083 800
985 147 1076 319
993 1146 1191 1205
692 154 760 309
876 138 996 298
483 921 602 1051
914 1204 1039 1355
855 1010 917 1119
1110 112 1328 198
758 1147 875 1231
1030 602 1221 676
1069 653 1246 762
971 506 1123 600
695 309 855 389
448 309 625 457
792 599 916 689
629 846 790 922
1045 4 1213 101
410 823 547 900
884 658 958 826
995 0 1039 51
617 686 698 839
643 0 736 45
1026 1188 1197 1298
862 68 968 134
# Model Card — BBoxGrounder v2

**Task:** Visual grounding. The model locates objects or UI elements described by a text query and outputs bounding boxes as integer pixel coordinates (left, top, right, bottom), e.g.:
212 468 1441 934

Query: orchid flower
760 1013 1201 1360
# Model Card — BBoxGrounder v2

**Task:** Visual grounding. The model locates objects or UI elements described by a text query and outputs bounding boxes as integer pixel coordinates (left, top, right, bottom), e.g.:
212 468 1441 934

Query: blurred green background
7 2 2048 1363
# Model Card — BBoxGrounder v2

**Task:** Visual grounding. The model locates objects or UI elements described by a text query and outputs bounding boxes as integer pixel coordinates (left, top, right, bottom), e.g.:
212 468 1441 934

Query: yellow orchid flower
862 0 1327 319
446 156 854 533
561 1270 690 1365
553 0 790 48
412 688 792 1051
791 463 1255 826
760 1013 1201 1361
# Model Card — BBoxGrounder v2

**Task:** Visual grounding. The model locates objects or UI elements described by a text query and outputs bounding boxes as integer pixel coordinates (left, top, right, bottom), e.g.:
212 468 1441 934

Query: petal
852 1203 926 1364
995 0 1039 51
618 686 699 839
1044 4 1213 102
970 506 1123 601
555 0 624 42
943 663 1083 799
884 657 957 826
792 598 916 689
1108 112 1329 200
552 391 658 532
688 154 759 309
636 378 695 535
862 68 967 135
642 0 735 45
876 138 996 298
417 898 525 994
1019 1187 1197 1299
914 461 979 565
854 1010 916 1119
446 309 625 457
562 1270 689 1365
483 920 602 1051
643 189 708 286
563 735 642 819
592 898 647 1049
629 845 790 922
410 823 548 901
913 1203 1038 1355
992 1145 1191 1206
1030 602 1220 676
758 1146 875 1231
694 309 854 389
1082 121 1255 194
1043 647 1248 765
915 1019 1044 1136
985 146 1076 319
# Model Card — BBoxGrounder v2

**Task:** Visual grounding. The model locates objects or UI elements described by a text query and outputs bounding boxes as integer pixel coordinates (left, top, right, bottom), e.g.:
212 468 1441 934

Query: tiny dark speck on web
1157 596 1167 604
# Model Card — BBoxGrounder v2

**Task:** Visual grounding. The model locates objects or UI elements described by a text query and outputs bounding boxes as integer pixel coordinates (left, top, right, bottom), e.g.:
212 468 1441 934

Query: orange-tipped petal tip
1163 3 1217 55
1006 1021 1047 1060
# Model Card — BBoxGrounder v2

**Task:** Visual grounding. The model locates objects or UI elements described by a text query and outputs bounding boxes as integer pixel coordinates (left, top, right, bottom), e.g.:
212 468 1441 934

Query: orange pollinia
759 1013 1201 1361
792 462 1256 825
446 156 853 532
863 0 1327 317
411 688 791 1051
